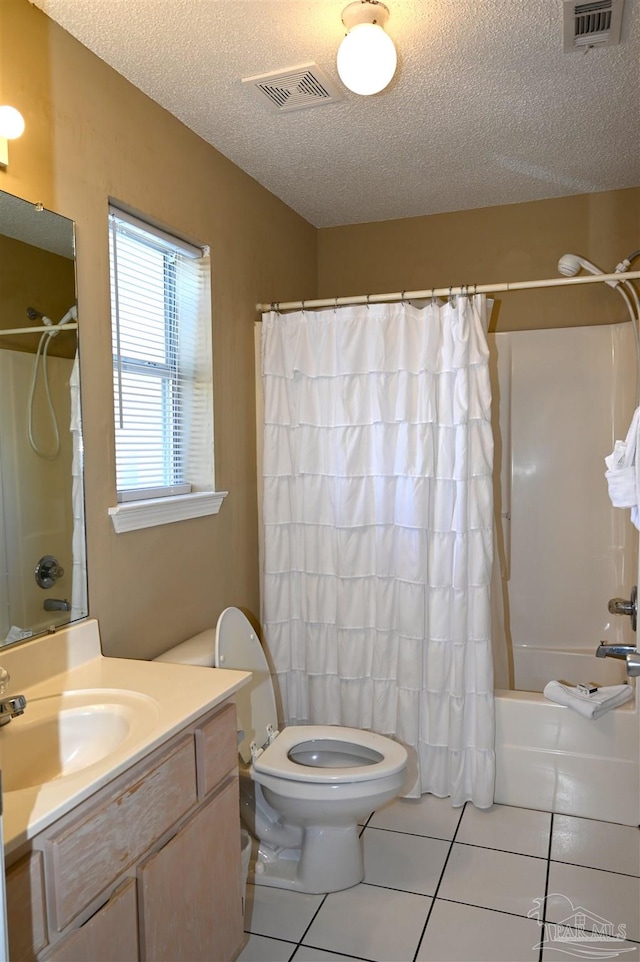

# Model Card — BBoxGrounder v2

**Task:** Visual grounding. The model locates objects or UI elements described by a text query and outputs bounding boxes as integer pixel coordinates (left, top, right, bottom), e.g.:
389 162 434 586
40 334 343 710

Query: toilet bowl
155 607 408 893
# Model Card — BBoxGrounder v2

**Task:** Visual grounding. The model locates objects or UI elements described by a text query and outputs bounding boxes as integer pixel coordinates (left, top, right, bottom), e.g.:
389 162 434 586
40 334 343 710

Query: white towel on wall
543 680 634 719
604 405 640 530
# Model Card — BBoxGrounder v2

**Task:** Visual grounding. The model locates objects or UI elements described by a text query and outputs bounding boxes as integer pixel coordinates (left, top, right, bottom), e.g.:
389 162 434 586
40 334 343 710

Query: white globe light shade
0 105 25 140
337 22 397 95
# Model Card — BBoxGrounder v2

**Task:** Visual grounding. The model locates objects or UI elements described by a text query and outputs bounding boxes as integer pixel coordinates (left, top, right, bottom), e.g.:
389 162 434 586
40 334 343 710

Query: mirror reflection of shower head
26 306 53 326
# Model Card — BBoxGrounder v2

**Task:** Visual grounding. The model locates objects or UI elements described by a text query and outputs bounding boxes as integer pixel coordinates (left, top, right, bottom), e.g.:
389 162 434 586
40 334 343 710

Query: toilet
155 607 408 894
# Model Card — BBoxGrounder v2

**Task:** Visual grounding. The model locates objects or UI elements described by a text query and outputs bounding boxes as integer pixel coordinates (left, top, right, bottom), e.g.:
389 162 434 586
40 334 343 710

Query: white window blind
109 207 214 504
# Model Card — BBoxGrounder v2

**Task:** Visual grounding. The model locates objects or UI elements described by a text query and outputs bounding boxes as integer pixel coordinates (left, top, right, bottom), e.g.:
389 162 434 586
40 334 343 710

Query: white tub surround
489 322 638 692
512 645 628 693
0 619 250 855
487 321 640 827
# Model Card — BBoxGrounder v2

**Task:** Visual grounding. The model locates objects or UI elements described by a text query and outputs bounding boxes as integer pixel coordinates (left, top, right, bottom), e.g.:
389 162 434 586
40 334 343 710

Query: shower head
57 304 77 326
558 253 618 289
26 306 53 325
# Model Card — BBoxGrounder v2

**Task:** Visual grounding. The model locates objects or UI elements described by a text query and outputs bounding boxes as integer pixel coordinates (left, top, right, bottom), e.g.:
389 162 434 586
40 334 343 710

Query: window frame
107 204 227 532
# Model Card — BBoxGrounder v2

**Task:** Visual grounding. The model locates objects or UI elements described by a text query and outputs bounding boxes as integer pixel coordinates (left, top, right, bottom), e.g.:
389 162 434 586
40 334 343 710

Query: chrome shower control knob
626 651 640 677
608 586 637 631
35 555 65 589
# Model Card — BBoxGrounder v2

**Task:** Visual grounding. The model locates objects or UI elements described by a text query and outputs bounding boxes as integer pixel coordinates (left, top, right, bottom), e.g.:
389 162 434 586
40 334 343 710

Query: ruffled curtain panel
261 297 495 807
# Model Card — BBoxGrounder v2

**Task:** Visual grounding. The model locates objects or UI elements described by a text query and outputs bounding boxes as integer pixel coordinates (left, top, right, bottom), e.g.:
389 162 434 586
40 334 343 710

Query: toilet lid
215 607 278 764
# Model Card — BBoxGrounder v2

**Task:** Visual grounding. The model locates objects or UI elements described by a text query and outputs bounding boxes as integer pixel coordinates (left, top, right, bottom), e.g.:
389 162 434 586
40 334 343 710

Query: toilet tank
153 629 216 667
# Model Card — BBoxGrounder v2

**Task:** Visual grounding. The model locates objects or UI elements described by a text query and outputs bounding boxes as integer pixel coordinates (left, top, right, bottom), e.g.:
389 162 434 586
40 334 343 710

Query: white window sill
108 490 228 533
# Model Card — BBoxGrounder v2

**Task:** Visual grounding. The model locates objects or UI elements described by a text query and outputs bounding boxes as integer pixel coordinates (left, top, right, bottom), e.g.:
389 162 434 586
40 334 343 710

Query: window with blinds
109 207 213 504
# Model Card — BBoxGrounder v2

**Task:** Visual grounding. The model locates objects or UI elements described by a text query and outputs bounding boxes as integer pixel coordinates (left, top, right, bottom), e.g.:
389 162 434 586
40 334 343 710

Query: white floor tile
437 843 547 918
551 814 640 877
237 933 297 962
244 883 326 942
369 794 464 840
302 883 432 962
294 947 370 961
456 803 551 858
416 899 542 962
363 826 451 895
546 861 640 942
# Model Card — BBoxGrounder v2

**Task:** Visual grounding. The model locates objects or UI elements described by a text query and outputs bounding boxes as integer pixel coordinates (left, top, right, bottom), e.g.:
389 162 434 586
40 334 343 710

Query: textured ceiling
34 0 640 228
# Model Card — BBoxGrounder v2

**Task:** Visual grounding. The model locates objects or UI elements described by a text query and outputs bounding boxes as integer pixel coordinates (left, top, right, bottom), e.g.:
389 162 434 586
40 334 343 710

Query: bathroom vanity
0 620 250 961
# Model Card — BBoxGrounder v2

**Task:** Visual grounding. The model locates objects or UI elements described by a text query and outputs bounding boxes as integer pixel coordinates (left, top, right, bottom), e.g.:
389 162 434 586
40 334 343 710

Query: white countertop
0 619 250 856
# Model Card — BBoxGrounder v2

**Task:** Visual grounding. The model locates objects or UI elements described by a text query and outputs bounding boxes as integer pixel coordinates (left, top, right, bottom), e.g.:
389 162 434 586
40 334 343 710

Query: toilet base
251 822 364 894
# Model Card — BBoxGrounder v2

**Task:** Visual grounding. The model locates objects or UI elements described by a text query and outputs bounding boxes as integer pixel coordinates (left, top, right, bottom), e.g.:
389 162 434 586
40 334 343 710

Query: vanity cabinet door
138 778 243 962
44 879 138 962
7 852 48 961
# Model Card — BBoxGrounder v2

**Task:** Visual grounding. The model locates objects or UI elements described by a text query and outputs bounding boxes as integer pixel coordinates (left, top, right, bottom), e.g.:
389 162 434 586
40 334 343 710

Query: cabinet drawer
196 702 238 797
45 878 138 962
46 736 197 931
7 851 48 961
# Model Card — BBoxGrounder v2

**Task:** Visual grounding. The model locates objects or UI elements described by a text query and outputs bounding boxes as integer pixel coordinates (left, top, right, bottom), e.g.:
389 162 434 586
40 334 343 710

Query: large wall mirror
0 189 86 647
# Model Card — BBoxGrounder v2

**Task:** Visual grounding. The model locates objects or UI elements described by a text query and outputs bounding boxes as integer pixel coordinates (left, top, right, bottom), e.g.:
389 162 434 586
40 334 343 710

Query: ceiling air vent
242 63 343 113
563 0 624 50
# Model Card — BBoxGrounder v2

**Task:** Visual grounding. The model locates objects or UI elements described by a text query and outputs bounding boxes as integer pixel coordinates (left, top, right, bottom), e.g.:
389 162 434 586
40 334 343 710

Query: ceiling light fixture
0 105 25 169
336 1 397 96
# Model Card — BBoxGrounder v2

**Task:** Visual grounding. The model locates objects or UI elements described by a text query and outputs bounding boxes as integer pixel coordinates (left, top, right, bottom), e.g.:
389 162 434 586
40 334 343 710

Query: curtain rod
0 323 78 337
256 271 640 314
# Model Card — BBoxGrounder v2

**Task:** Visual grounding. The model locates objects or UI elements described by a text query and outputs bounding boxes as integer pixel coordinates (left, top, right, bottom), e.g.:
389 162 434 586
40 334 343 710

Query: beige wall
318 189 640 332
0 0 317 658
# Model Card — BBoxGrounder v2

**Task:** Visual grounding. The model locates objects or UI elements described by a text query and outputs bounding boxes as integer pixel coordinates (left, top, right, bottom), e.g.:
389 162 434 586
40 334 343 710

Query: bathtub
494 687 638 826
496 646 637 827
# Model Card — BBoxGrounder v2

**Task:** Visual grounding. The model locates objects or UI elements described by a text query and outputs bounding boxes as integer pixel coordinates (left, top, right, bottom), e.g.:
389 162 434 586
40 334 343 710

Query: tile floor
238 798 640 962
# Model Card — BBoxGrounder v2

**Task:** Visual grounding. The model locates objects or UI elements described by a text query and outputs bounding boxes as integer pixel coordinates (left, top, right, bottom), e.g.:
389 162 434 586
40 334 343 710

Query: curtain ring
334 296 338 314
366 294 371 310
301 300 305 313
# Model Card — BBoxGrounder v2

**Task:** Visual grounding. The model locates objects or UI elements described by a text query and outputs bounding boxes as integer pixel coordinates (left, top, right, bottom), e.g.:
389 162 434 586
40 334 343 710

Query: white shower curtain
261 296 495 807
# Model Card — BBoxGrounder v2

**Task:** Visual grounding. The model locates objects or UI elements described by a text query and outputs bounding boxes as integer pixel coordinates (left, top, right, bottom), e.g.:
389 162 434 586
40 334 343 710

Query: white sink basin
0 689 160 792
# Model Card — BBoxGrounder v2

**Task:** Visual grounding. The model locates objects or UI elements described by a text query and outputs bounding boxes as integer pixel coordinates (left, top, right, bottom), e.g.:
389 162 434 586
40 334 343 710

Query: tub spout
595 642 638 660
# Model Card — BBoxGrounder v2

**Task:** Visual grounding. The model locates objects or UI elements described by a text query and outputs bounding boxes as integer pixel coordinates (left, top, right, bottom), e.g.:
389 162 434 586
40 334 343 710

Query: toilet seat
254 724 407 784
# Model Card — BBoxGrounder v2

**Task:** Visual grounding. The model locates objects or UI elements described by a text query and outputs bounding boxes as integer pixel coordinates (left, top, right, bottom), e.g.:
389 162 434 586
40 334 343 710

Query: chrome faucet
595 642 640 677
595 642 637 659
44 598 71 612
0 668 26 726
